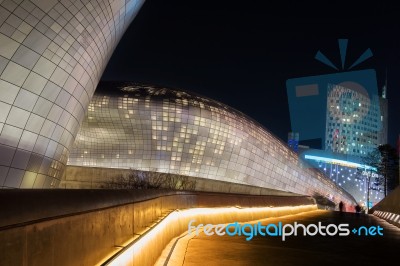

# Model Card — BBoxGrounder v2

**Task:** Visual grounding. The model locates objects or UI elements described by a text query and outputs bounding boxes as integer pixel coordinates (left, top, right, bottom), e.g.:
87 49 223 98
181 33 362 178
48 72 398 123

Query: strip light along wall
101 205 317 266
304 155 377 171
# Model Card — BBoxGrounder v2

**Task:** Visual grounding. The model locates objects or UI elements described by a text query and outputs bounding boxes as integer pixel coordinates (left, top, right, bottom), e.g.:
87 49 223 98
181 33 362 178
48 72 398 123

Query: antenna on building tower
382 69 387 99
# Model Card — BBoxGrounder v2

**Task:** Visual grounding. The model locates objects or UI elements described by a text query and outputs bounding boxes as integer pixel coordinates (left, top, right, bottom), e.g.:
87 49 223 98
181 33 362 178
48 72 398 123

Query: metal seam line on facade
0 0 146 187
67 84 356 205
0 0 355 206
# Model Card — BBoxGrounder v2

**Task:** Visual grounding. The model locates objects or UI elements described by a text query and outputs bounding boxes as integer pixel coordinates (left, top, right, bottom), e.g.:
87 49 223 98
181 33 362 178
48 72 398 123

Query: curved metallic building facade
68 83 356 205
0 0 145 188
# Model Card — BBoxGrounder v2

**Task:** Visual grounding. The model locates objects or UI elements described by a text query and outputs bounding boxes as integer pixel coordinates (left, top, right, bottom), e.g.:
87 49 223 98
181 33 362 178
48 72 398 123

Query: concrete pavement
157 210 400 266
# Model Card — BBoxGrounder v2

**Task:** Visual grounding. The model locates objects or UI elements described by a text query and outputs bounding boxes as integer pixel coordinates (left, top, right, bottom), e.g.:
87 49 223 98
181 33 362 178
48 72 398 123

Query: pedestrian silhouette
355 205 361 216
339 201 344 212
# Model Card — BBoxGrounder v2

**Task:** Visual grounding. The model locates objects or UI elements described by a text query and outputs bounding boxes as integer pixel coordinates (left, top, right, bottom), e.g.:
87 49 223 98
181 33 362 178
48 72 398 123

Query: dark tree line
102 169 197 190
359 144 399 210
378 144 399 194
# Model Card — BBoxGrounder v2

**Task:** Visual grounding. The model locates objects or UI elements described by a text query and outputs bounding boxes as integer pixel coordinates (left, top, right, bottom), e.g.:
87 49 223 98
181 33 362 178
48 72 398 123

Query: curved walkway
157 210 400 266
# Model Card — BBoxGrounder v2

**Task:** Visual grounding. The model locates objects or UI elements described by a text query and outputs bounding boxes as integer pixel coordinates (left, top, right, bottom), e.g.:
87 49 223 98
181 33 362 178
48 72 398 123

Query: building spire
382 68 387 99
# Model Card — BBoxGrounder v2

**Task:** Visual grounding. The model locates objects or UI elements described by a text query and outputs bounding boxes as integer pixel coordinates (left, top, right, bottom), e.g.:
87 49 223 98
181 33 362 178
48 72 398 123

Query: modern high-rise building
327 83 387 153
287 76 389 205
286 40 389 206
287 132 299 152
378 84 388 145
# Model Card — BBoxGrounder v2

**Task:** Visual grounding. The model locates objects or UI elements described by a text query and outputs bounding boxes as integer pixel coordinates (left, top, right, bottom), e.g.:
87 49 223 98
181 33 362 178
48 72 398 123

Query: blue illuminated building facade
287 41 388 206
296 81 388 206
301 151 384 206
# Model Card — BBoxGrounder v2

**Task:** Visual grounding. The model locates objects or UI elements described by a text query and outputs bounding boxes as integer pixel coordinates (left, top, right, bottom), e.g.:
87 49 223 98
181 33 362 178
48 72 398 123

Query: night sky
101 0 400 147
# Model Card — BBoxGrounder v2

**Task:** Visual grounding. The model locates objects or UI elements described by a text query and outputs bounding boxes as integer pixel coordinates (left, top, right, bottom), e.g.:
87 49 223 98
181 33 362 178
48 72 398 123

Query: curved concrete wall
68 84 356 205
0 0 145 188
370 185 400 226
371 185 400 215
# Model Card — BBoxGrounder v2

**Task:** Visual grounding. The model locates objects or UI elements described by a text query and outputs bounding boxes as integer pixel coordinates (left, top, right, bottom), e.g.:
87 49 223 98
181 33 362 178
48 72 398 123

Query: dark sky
101 0 400 147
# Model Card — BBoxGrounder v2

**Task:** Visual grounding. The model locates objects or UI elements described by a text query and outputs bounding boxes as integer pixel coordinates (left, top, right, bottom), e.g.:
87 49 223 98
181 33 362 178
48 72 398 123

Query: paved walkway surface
159 210 400 266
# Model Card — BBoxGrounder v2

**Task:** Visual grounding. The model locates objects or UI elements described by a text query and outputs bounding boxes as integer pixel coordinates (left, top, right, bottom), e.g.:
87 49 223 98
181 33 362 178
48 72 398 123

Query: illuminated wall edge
0 0 146 188
103 205 318 266
67 84 356 205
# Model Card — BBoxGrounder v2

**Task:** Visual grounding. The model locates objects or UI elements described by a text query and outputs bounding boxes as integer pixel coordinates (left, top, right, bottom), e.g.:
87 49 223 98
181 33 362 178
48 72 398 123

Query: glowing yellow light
102 205 316 266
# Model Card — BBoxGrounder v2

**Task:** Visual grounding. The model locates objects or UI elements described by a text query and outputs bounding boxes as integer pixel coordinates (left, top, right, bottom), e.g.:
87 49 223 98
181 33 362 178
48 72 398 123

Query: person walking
339 201 344 212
